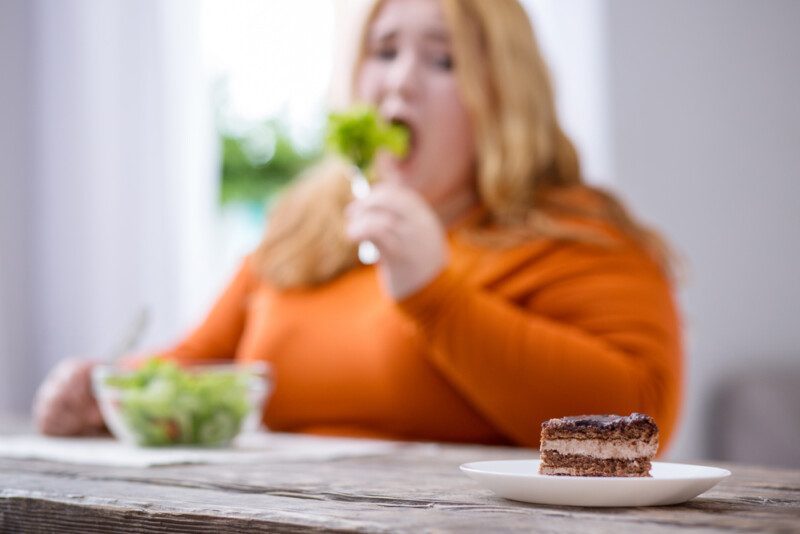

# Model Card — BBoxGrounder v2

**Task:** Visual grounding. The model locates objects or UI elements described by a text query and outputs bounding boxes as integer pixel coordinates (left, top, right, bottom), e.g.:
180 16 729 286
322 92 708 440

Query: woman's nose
384 51 420 100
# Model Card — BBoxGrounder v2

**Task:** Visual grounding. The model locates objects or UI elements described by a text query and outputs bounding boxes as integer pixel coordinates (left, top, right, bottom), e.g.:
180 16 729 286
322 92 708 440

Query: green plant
219 119 322 205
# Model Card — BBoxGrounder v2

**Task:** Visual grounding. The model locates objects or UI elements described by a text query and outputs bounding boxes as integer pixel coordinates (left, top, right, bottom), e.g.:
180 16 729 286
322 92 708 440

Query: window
200 0 337 265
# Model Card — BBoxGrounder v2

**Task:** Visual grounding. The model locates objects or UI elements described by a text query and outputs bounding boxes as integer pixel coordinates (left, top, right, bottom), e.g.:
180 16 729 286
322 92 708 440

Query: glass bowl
91 359 270 447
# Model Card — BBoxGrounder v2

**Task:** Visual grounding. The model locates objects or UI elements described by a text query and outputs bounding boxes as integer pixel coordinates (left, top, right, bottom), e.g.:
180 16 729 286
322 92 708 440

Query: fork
350 167 380 265
107 307 150 362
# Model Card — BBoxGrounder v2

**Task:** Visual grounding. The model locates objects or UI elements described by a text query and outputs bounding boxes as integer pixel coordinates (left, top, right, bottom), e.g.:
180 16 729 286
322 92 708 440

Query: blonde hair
254 0 672 288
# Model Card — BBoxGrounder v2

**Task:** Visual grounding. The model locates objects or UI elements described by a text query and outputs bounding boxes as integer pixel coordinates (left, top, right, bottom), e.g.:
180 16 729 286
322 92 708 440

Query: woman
34 0 682 450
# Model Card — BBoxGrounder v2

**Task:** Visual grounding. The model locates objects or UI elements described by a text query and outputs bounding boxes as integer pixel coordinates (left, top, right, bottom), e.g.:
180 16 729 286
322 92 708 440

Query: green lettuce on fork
326 105 410 178
104 359 252 447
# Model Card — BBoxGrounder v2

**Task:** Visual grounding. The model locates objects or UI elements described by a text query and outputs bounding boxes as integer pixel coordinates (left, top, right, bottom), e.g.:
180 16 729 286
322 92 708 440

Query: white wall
0 0 218 416
0 0 35 413
524 0 613 185
606 0 800 459
28 0 218 371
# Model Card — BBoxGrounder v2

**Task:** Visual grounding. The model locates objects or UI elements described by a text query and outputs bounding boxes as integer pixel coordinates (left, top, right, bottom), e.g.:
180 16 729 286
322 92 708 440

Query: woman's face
356 0 477 210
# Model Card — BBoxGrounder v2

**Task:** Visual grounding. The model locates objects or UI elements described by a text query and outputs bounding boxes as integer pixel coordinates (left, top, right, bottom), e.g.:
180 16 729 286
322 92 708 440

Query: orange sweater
164 218 682 451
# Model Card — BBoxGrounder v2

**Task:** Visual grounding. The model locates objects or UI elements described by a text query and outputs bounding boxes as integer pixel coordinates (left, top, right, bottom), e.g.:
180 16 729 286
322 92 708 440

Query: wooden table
1 420 798 532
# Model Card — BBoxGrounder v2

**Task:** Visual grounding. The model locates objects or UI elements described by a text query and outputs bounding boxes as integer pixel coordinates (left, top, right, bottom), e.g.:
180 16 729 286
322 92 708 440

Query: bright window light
200 0 336 151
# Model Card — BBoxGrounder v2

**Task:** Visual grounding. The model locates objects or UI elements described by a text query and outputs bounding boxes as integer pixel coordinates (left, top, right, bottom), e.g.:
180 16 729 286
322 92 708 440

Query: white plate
460 459 730 507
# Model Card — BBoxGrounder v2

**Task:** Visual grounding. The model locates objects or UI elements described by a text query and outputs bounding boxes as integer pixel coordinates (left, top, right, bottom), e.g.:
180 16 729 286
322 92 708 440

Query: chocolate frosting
542 412 658 432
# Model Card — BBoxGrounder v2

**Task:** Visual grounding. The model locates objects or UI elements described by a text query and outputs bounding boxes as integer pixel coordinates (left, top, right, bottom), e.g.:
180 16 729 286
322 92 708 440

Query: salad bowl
92 359 270 447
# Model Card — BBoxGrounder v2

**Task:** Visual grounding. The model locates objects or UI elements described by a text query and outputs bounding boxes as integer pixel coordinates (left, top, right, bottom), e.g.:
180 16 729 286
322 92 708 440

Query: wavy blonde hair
254 0 671 288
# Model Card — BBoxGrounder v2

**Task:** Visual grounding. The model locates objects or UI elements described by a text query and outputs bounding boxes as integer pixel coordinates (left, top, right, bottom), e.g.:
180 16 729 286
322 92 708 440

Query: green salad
105 359 253 447
326 105 410 176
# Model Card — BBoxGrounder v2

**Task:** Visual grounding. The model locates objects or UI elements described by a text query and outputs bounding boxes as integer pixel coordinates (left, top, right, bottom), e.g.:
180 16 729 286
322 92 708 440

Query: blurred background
1 0 798 466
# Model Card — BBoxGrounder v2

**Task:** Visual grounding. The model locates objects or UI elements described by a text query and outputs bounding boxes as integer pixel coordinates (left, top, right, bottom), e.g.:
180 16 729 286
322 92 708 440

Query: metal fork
107 307 150 362
350 167 380 265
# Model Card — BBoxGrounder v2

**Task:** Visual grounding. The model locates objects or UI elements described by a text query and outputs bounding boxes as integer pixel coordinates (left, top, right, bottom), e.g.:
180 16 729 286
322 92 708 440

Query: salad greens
326 105 409 176
105 359 253 447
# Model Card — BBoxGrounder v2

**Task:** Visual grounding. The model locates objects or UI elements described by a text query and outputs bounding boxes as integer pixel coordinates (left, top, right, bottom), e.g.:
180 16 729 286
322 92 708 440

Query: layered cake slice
539 413 659 477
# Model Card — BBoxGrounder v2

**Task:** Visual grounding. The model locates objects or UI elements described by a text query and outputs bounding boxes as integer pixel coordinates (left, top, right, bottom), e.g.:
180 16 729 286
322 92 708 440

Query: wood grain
1 430 798 533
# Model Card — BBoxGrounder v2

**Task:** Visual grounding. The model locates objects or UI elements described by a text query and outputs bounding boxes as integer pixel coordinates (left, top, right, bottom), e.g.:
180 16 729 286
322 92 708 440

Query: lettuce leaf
326 105 409 172
106 359 251 447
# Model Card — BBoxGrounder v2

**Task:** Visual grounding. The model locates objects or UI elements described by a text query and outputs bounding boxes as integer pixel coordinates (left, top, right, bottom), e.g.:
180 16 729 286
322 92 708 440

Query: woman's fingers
40 403 85 436
85 401 105 428
346 209 399 248
345 182 447 298
33 358 102 436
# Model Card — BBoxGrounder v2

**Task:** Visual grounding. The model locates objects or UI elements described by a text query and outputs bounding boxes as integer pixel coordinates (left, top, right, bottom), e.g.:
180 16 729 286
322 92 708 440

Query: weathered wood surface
1 418 799 533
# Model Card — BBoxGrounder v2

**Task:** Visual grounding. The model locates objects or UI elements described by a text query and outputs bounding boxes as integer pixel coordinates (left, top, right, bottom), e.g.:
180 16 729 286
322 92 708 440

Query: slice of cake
538 413 659 477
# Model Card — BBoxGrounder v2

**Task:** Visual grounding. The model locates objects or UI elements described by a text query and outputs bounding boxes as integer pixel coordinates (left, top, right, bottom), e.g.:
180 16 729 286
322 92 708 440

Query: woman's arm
397 243 682 450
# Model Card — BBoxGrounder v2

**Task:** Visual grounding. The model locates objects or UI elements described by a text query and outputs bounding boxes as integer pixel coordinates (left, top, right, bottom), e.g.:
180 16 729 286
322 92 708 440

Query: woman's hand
33 358 105 436
346 182 447 299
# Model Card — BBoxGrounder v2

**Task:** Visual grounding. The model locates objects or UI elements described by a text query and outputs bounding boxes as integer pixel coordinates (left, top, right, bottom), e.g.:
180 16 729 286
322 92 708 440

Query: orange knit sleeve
161 257 258 363
397 242 682 452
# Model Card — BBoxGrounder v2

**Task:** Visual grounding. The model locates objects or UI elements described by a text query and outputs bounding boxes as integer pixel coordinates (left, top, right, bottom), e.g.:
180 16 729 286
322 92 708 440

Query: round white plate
460 459 730 507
